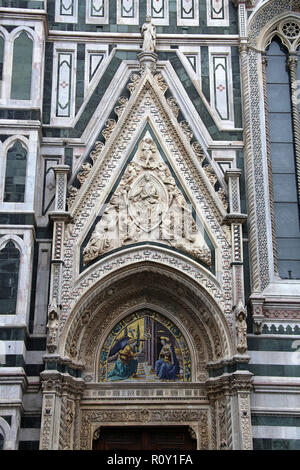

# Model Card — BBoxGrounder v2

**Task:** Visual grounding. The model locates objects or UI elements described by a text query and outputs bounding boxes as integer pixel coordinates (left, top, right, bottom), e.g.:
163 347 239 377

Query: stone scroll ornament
83 133 212 266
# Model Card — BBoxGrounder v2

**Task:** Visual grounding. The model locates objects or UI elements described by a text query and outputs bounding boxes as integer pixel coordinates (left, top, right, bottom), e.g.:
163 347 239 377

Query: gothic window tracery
266 34 300 279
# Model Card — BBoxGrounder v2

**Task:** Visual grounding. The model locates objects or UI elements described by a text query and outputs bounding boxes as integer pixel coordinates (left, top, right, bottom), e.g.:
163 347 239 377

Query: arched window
4 141 27 203
266 37 300 279
0 241 20 315
10 31 33 100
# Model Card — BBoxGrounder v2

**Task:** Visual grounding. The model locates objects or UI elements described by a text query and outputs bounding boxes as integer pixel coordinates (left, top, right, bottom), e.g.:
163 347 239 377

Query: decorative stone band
263 309 300 320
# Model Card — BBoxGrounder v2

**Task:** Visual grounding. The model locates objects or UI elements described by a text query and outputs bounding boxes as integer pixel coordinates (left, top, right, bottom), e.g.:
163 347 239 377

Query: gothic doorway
92 426 197 451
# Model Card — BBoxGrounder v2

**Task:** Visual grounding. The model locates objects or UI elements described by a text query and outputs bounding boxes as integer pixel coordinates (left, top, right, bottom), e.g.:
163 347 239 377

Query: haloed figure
155 336 180 380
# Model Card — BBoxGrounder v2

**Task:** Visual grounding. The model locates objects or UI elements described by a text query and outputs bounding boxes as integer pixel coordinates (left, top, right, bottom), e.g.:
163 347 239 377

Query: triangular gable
81 126 215 272
65 70 229 275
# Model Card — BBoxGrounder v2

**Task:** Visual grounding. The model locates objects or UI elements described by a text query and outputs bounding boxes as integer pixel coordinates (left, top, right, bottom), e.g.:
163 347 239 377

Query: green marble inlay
248 336 300 352
45 0 238 34
253 439 300 451
160 52 242 141
252 415 300 427
43 51 125 137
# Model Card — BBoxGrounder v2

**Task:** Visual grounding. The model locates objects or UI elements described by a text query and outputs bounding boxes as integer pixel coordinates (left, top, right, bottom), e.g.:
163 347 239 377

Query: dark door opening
93 426 197 451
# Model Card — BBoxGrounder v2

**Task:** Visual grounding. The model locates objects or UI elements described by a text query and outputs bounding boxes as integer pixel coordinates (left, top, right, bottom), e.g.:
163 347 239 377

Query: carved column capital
288 53 298 70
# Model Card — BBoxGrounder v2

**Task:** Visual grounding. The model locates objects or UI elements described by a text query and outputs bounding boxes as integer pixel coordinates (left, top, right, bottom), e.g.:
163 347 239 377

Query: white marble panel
117 0 139 25
147 0 169 26
252 425 300 440
249 350 300 366
86 0 109 24
207 0 229 27
55 0 78 23
177 0 199 26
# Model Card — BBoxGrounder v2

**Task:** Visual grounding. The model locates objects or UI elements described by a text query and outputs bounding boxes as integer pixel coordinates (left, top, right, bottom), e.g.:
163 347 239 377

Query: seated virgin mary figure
155 337 180 380
108 343 138 381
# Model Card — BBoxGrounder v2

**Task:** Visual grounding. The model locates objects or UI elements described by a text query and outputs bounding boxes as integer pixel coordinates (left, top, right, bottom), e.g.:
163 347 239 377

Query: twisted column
261 54 279 276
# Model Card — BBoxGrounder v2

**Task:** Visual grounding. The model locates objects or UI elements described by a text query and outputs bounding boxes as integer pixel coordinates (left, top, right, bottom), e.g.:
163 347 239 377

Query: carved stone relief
79 408 210 450
59 72 233 341
83 133 212 266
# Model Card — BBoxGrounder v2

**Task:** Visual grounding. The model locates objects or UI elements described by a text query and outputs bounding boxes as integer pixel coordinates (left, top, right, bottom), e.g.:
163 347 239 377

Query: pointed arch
3 139 28 203
0 417 11 451
10 28 34 100
0 239 21 315
58 259 234 377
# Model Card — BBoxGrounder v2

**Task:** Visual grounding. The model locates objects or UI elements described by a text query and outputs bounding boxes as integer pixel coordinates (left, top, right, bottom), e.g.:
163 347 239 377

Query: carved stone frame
80 407 210 450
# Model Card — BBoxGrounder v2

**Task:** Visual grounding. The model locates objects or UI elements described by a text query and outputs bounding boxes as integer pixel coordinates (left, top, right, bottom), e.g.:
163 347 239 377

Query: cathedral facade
0 0 300 451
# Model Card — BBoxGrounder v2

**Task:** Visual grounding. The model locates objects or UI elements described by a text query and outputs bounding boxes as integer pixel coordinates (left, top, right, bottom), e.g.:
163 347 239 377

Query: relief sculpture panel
82 132 212 267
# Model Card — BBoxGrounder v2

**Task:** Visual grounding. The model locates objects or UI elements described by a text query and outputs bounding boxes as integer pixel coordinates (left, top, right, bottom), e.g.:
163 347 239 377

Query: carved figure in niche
99 310 191 382
138 137 158 169
141 16 156 52
235 301 248 354
46 300 59 352
155 336 180 380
